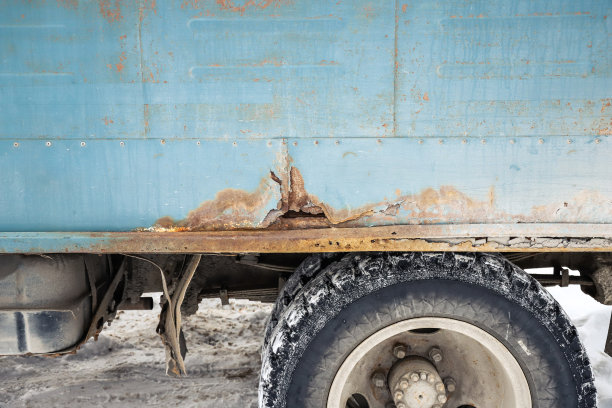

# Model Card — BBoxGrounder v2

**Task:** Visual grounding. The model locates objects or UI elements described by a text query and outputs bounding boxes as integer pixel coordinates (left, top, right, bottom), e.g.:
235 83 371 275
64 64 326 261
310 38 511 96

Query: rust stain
138 0 157 22
143 104 150 136
98 0 122 23
215 0 288 15
401 4 407 13
102 116 114 125
150 160 612 233
156 178 278 230
286 167 324 215
423 92 429 101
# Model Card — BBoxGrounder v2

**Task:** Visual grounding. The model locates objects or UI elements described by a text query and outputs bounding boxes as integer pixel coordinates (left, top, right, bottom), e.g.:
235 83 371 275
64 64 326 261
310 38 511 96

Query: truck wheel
259 253 596 408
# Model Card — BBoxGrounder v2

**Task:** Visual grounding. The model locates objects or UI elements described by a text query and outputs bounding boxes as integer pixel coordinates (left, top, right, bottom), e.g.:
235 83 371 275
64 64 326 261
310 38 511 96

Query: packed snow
0 286 610 407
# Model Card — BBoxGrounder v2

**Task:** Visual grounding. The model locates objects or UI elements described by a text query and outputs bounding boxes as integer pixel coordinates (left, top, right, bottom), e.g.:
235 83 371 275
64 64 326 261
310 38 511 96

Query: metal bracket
219 289 229 306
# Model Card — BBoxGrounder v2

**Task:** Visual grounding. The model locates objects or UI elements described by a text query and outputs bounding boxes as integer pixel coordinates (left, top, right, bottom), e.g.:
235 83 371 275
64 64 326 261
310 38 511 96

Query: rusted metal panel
0 1 611 253
1 225 611 254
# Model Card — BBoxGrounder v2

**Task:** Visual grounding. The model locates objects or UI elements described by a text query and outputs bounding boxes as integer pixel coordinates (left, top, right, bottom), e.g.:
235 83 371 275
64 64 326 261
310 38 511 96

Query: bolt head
394 390 404 401
410 372 420 382
393 343 408 359
371 372 386 388
399 379 409 390
420 372 427 381
427 374 435 384
429 347 443 363
444 377 457 393
435 382 445 392
437 394 447 403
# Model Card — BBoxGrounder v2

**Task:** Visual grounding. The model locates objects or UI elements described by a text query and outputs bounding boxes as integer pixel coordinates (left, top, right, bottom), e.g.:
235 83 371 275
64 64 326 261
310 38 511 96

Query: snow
0 287 610 407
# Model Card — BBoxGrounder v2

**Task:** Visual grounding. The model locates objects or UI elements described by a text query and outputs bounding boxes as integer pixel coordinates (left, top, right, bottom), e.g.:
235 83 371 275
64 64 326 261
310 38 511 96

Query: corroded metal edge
2 224 612 254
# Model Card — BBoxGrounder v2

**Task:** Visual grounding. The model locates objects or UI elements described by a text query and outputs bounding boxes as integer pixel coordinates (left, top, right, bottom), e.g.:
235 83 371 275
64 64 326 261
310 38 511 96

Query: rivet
293 141 298 146
335 140 340 145
120 141 125 147
314 140 318 145
196 141 201 145
377 139 382 145
438 139 444 144
161 139 166 145
462 139 467 144
481 139 486 144
80 141 86 147
13 142 19 148
232 141 237 146
418 139 424 144
567 139 572 144
538 138 544 144
46 141 52 147
509 139 515 144
595 138 601 144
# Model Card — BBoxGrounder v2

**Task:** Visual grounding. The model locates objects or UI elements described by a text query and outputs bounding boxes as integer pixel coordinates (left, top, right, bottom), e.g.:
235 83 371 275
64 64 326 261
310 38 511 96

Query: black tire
259 252 596 408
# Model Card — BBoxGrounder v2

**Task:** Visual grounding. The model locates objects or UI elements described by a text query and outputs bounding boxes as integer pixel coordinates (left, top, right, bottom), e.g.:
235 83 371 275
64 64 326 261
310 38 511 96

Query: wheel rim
327 317 532 408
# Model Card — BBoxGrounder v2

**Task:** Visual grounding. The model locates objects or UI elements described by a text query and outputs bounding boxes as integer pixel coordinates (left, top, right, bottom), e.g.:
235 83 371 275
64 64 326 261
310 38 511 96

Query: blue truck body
0 0 611 253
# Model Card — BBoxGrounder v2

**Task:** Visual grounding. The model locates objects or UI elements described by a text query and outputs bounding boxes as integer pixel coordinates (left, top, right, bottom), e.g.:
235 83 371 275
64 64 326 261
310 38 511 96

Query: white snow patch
547 285 612 407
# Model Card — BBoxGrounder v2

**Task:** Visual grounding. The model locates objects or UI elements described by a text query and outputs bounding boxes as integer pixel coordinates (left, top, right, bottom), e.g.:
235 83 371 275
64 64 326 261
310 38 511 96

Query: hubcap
388 357 445 408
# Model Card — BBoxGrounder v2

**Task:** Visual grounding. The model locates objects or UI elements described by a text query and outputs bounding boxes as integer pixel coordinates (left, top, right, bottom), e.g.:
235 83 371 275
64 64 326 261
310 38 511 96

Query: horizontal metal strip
1 224 611 254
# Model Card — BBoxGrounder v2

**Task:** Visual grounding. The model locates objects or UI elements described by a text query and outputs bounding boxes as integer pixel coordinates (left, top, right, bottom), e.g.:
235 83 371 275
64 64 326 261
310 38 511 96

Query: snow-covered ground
0 286 610 408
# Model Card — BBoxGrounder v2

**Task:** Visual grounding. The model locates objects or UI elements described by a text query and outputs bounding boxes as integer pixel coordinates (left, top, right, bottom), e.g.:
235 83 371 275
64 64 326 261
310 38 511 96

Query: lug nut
435 382 445 392
437 394 447 403
371 372 386 388
394 390 404 401
444 377 456 392
410 372 420 382
420 372 428 381
427 374 435 384
429 347 443 363
393 343 408 359
399 379 409 390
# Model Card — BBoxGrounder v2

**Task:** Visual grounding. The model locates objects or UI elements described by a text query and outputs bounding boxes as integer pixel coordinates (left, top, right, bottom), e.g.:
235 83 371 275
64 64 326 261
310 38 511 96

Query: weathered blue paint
0 0 611 253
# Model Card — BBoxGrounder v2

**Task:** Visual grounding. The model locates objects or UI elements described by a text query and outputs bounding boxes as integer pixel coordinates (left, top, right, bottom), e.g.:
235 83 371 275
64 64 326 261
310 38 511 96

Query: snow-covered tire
259 252 596 408
262 253 343 349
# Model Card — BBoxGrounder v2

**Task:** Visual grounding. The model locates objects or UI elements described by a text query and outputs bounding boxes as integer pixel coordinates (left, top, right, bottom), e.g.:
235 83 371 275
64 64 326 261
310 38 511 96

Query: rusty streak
3 224 612 254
